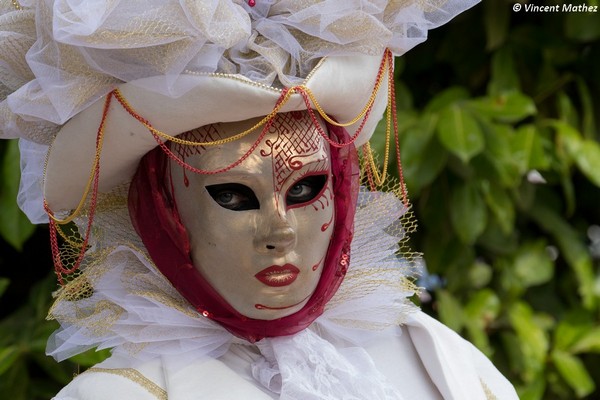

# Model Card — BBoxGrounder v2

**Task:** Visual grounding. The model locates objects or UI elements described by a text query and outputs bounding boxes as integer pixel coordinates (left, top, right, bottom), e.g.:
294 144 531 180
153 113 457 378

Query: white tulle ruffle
47 190 418 398
17 139 48 224
0 0 479 145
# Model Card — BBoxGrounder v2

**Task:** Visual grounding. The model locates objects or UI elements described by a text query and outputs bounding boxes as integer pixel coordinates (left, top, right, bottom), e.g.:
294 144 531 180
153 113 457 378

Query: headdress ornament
1 0 479 210
0 0 479 345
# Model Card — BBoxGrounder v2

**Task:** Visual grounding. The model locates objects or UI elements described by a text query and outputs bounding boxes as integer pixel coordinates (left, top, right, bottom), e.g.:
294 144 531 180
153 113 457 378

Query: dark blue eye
206 183 259 211
286 175 327 206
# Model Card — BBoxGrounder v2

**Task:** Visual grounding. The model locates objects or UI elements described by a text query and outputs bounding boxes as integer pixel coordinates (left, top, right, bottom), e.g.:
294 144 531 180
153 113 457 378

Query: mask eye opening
286 174 328 207
205 183 260 211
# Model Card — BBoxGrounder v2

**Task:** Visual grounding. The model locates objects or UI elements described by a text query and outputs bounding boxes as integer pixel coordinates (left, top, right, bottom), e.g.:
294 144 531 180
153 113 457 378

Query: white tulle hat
0 0 479 217
43 54 389 211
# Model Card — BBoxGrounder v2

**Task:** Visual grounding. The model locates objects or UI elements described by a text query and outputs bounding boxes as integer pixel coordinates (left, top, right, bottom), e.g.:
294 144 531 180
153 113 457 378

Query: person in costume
0 1 519 398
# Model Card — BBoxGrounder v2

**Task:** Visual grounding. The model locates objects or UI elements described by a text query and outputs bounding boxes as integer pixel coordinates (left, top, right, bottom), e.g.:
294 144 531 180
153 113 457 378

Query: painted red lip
255 264 300 287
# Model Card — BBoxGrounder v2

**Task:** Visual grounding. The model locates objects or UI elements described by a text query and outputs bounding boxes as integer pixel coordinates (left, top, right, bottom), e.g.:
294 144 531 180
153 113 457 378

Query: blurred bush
370 0 600 398
1 0 599 398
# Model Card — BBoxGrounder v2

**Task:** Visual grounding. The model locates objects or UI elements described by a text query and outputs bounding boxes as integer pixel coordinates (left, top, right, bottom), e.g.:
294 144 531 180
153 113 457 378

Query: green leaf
483 0 509 50
554 310 595 351
571 327 600 354
551 350 595 398
424 87 470 113
435 289 465 333
556 91 579 128
0 278 9 298
488 48 520 94
529 203 597 309
0 140 36 251
553 120 581 155
0 346 21 376
450 181 487 244
508 302 549 383
480 180 515 235
481 123 522 187
516 373 546 400
479 219 519 256
401 114 447 195
393 79 414 111
437 105 485 163
511 125 550 174
30 352 73 385
468 92 536 124
373 110 418 154
558 160 577 217
498 256 527 300
464 289 501 355
468 260 493 288
574 140 600 187
553 120 600 186
465 289 501 323
512 241 554 288
69 348 111 368
576 78 596 140
565 12 600 42
0 358 29 400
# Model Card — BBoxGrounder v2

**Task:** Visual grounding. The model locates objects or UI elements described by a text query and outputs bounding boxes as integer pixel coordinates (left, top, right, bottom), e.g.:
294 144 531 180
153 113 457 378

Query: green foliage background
1 1 600 398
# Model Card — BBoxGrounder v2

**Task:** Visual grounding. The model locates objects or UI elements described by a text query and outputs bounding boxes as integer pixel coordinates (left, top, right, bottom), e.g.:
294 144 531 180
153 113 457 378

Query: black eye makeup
286 174 328 206
205 174 327 211
206 183 260 211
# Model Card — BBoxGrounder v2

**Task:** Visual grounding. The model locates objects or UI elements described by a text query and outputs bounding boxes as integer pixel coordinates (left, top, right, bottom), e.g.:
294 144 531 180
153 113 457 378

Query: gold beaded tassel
361 50 409 207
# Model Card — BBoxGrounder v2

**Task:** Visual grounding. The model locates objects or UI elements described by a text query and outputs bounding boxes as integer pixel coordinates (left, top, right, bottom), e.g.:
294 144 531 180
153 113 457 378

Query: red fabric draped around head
128 120 359 342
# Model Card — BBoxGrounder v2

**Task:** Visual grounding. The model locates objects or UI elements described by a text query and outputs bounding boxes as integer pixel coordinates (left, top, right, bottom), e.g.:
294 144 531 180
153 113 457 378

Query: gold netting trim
84 368 167 400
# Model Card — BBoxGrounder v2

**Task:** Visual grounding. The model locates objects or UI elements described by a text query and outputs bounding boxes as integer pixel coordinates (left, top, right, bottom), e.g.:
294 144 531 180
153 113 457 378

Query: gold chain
113 88 297 147
113 53 389 148
361 56 394 187
302 57 389 128
11 0 22 10
44 94 111 224
43 51 393 223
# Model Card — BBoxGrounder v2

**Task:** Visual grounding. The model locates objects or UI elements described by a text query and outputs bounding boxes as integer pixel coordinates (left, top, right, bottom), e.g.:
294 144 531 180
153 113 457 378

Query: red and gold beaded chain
44 48 408 283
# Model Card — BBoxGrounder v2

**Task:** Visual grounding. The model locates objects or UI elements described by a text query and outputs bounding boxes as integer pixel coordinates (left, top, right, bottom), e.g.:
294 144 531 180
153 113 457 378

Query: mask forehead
262 111 329 196
174 111 330 193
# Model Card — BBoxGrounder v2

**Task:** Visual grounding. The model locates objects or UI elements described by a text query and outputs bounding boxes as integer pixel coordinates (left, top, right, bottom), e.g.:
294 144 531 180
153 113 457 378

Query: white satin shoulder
49 191 517 399
53 314 516 400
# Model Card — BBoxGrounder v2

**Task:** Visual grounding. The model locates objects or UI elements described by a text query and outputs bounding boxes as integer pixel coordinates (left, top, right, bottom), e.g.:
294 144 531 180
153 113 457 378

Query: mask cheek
293 205 335 261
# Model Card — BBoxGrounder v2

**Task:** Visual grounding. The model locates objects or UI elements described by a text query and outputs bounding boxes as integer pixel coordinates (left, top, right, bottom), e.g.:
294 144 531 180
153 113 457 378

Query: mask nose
254 208 297 254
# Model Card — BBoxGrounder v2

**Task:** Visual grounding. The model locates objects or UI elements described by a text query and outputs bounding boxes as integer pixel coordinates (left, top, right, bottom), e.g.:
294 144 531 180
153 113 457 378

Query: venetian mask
129 110 358 341
170 111 334 319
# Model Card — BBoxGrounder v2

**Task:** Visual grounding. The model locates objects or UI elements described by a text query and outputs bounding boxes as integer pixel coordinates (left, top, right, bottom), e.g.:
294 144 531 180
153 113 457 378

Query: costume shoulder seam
83 367 167 400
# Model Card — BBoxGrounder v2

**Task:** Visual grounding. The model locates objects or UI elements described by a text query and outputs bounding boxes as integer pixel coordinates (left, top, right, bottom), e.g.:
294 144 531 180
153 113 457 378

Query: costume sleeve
406 311 518 400
52 368 166 400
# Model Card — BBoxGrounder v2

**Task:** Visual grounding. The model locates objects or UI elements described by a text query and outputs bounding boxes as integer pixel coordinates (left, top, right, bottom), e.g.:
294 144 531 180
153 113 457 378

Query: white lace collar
47 190 418 399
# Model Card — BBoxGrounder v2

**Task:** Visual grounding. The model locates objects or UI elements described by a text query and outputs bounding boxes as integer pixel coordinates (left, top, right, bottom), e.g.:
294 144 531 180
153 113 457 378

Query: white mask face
171 112 334 320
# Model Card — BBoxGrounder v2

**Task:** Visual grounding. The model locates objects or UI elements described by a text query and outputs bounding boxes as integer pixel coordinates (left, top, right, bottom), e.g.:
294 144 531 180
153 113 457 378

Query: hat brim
44 54 388 211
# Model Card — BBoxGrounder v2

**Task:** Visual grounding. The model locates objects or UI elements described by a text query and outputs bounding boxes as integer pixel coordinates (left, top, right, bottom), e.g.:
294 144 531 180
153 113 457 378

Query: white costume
42 187 517 399
1 1 518 399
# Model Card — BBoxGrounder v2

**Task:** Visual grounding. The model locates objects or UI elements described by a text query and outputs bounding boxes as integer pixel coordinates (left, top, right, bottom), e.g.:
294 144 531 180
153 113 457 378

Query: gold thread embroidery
11 0 22 10
85 368 167 400
481 378 499 400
